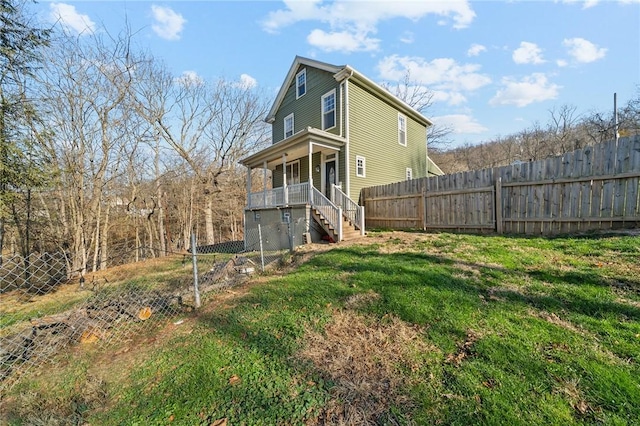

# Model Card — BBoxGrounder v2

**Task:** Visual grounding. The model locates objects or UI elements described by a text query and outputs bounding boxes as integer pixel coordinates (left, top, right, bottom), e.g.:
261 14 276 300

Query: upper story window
398 113 407 146
322 90 336 130
284 113 294 139
356 155 366 178
296 69 306 99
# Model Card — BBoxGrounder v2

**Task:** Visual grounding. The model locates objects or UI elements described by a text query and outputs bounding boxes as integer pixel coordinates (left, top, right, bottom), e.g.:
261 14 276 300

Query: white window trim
296 69 306 99
406 167 413 180
398 113 407 146
321 89 336 131
284 113 294 139
355 155 366 178
286 160 300 185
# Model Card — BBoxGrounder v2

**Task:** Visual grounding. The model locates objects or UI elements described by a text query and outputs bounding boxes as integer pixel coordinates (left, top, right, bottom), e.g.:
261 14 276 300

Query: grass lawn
2 231 639 425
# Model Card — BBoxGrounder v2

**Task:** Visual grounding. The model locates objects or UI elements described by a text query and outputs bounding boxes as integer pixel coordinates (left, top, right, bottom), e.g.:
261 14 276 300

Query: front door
325 160 336 199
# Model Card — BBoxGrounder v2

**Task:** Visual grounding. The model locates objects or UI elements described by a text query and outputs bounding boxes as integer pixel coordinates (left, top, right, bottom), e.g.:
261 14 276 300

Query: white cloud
307 29 379 52
563 37 607 63
490 73 560 107
239 74 258 89
512 41 545 64
175 70 203 86
561 0 600 8
151 5 186 41
400 31 415 44
378 56 490 107
556 59 569 67
467 43 487 57
49 3 95 34
431 114 488 134
263 0 475 32
378 55 491 92
262 0 475 53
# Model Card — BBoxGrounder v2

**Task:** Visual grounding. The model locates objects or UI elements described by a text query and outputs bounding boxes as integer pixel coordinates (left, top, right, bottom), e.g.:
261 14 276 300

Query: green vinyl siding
272 66 341 144
347 80 427 200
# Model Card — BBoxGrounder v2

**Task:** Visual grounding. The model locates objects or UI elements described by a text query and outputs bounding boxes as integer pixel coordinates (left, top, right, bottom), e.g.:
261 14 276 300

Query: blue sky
35 0 640 147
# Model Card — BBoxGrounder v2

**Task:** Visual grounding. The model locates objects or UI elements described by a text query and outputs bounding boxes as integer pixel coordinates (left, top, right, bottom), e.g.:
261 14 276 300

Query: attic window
398 113 407 146
296 69 306 99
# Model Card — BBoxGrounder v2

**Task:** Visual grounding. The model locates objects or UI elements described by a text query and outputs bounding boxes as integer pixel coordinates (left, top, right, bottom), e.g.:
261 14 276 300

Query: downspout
344 74 352 200
246 166 252 208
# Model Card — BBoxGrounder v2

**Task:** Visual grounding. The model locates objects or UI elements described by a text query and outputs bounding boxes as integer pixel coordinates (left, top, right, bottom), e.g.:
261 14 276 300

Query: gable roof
265 56 433 127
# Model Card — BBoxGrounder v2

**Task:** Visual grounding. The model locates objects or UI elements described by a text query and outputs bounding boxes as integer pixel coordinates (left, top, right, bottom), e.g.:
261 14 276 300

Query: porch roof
240 127 346 170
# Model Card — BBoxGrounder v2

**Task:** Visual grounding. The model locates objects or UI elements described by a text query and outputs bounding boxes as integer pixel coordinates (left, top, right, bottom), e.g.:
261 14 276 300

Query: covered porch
240 127 364 242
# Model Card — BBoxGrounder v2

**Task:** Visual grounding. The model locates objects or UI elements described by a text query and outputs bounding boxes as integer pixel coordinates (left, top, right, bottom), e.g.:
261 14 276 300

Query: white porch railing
332 184 365 235
248 182 309 208
248 182 363 241
311 186 342 241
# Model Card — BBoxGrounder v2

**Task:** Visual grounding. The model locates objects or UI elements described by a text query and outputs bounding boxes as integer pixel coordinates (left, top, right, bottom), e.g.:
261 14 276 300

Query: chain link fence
1 221 315 392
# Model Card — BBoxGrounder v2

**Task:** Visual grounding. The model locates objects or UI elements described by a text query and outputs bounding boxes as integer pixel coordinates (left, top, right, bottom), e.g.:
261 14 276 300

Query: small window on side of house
322 90 336 130
296 69 306 99
398 113 407 146
284 113 294 139
356 155 366 178
406 168 413 180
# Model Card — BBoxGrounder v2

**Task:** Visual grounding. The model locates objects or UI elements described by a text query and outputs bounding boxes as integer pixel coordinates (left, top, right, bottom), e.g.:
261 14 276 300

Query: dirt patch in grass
533 310 584 335
299 309 435 425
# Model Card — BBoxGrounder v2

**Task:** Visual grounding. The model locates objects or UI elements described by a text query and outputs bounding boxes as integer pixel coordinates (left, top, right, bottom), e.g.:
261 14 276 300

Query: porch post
262 160 267 207
308 142 313 204
282 153 288 205
246 166 252 208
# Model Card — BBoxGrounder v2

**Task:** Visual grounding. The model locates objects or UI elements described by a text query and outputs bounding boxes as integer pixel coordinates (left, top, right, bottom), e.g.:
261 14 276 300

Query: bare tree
132 61 269 245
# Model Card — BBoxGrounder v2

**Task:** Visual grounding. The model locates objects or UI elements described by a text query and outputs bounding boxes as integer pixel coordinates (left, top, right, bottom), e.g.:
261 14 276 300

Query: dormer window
284 113 294 138
296 69 306 99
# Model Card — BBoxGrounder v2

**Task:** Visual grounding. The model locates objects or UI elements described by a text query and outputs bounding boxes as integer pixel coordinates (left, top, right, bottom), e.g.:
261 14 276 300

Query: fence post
421 188 427 231
258 224 265 272
190 232 201 308
495 177 503 234
359 205 365 236
287 219 295 253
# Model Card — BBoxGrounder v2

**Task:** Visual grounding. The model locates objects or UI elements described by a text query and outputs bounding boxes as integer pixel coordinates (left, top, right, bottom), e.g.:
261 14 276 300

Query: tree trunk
205 194 215 245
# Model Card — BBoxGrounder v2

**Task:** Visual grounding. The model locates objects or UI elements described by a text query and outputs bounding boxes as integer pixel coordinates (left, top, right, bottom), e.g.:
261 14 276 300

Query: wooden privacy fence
362 136 640 235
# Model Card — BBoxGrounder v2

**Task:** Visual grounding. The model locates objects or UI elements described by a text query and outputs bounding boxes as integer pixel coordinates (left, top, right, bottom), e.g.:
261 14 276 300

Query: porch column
282 153 288 205
308 142 313 204
262 160 267 207
246 166 252 208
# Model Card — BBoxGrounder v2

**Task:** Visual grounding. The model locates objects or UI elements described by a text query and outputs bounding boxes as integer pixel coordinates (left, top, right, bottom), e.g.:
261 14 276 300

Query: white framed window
284 113 294 139
406 168 413 180
286 160 300 185
398 113 407 146
296 69 306 99
356 155 366 178
322 90 336 130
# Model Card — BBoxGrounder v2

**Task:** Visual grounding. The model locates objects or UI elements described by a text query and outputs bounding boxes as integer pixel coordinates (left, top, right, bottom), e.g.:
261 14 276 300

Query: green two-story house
240 56 442 246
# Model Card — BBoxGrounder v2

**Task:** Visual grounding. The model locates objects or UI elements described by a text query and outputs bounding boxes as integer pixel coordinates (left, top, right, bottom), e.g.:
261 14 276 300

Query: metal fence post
258 224 265 272
190 232 201 308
